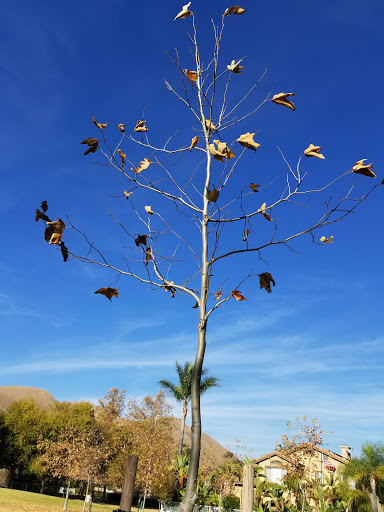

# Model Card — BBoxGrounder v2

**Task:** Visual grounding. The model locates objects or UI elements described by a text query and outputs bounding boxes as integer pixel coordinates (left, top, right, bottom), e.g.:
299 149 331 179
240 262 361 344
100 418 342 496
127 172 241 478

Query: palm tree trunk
178 401 188 456
370 475 378 512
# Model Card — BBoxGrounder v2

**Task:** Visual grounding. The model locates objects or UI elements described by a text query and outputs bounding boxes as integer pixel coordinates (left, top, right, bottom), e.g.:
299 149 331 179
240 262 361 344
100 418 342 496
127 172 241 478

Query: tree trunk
180 67 211 512
39 477 45 494
370 475 378 512
82 476 90 512
242 465 254 512
120 455 139 512
178 401 188 456
63 481 71 512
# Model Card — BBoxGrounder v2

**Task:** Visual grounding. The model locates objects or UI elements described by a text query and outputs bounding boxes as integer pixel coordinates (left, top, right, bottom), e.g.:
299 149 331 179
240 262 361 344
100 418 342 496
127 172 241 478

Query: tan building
253 444 351 485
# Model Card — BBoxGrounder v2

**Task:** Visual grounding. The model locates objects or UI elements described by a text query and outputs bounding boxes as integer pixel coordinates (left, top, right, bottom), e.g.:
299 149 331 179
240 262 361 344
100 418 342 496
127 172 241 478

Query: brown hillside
170 417 236 471
0 386 56 411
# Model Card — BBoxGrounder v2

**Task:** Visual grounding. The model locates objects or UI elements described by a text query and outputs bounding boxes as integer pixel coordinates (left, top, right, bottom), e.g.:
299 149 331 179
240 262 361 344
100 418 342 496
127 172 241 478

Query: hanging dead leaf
249 183 260 192
237 133 260 151
185 69 198 85
320 236 334 243
92 115 108 129
259 272 275 293
145 205 154 215
304 144 325 159
46 218 65 245
215 291 222 300
145 247 151 265
94 287 119 301
205 119 217 132
209 140 235 162
231 290 246 301
135 234 148 246
258 202 272 221
117 149 126 165
174 2 192 20
35 209 51 222
164 283 176 298
60 242 69 262
352 159 376 178
189 136 199 151
224 6 246 16
207 185 220 202
81 138 98 155
123 190 132 199
272 92 295 111
227 60 244 73
41 201 48 213
192 302 199 308
44 225 55 243
118 123 126 133
243 229 251 241
132 157 151 173
134 120 149 132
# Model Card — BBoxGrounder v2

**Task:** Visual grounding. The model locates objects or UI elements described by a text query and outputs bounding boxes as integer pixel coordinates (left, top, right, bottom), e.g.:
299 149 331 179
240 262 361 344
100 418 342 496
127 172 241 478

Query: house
253 443 351 485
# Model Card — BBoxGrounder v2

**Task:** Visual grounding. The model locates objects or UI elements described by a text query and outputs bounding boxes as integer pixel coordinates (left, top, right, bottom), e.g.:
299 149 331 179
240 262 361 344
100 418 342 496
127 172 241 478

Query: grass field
0 488 145 512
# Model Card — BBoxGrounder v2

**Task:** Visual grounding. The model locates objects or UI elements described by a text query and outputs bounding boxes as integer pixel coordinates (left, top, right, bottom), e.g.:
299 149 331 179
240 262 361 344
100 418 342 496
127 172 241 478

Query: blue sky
1 0 384 460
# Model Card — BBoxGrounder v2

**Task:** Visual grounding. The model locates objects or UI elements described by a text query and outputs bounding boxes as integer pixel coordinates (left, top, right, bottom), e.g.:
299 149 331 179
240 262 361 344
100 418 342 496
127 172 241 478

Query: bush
222 495 240 512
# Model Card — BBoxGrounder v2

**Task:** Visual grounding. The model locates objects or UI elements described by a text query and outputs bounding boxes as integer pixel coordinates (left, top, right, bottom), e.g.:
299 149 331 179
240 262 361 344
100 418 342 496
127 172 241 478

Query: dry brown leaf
237 133 260 151
135 234 148 247
60 242 69 262
185 69 198 85
192 301 199 308
145 247 151 265
81 137 98 155
227 59 244 73
231 289 246 301
92 115 108 129
215 291 222 300
205 119 217 132
44 225 55 243
35 209 51 223
132 157 151 173
272 92 295 111
41 201 48 213
259 272 275 293
144 205 154 215
117 149 126 164
352 159 376 178
209 140 235 162
258 202 272 222
320 236 334 243
224 6 246 16
134 120 148 132
164 283 176 298
304 144 325 159
174 2 192 20
123 190 132 199
46 218 65 245
118 123 126 133
249 182 260 192
189 136 199 151
207 185 220 202
243 229 251 241
94 287 119 301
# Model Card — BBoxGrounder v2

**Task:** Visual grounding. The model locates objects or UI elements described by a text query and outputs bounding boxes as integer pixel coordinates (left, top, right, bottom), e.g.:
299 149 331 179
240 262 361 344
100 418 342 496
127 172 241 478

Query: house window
265 467 287 484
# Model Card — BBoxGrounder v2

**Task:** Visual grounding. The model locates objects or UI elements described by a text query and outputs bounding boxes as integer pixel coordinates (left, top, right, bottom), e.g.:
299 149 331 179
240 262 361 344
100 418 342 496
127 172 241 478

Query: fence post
119 455 139 512
242 464 254 512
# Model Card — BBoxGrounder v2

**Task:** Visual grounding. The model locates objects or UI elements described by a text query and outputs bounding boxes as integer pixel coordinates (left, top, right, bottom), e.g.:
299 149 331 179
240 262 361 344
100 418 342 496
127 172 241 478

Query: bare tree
36 5 381 512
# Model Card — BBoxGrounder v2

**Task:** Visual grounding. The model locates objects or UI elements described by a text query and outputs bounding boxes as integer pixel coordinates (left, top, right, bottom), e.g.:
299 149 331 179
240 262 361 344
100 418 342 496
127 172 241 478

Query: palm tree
342 442 384 512
158 361 220 455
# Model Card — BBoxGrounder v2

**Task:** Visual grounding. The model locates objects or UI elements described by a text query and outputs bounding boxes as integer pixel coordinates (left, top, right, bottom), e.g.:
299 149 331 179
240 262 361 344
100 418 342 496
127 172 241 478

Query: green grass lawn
0 487 119 512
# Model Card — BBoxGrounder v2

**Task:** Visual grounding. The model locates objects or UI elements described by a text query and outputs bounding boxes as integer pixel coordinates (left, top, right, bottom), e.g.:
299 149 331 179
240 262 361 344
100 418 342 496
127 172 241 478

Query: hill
0 386 56 411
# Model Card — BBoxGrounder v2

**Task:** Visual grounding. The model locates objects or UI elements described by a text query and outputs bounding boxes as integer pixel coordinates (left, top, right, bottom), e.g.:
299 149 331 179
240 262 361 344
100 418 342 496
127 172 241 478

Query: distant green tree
159 361 220 455
342 442 384 512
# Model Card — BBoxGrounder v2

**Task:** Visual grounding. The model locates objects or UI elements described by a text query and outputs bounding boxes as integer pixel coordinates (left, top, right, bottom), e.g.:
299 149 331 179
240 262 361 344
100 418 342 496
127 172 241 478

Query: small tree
159 361 220 455
36 5 381 512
